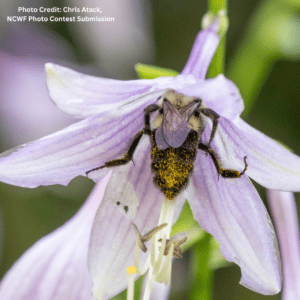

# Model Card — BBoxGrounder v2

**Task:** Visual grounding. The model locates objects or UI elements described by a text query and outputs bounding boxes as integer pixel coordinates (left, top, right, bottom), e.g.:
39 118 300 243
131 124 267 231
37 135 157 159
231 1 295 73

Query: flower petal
88 136 185 300
177 75 244 120
0 65 204 188
46 63 183 119
267 191 300 300
219 117 300 191
181 19 220 80
0 105 148 187
0 175 110 300
188 152 281 295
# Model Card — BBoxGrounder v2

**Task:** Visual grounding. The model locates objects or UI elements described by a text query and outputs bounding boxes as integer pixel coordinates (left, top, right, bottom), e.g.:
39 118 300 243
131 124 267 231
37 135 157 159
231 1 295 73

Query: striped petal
0 176 109 300
46 63 195 119
177 75 244 120
218 117 300 191
0 107 146 187
181 19 220 80
188 151 281 295
267 191 300 300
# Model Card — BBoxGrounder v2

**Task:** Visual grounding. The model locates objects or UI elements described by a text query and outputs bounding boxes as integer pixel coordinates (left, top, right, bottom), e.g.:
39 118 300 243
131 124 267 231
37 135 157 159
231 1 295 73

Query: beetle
86 89 247 200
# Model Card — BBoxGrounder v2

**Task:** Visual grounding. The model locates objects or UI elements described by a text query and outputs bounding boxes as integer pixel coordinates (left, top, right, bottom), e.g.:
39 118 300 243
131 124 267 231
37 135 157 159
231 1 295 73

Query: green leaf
135 63 179 79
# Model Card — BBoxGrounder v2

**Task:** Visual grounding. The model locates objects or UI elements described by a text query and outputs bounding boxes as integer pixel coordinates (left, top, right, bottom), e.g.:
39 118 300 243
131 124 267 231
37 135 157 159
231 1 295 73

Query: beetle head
155 90 201 149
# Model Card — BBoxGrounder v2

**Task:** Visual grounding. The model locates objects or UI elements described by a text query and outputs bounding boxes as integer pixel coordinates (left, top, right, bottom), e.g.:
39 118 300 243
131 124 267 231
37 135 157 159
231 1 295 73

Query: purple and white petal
181 19 220 80
177 75 244 120
267 191 300 300
0 175 110 300
0 64 200 188
46 64 194 119
0 106 147 187
89 136 185 300
219 117 300 191
188 151 281 295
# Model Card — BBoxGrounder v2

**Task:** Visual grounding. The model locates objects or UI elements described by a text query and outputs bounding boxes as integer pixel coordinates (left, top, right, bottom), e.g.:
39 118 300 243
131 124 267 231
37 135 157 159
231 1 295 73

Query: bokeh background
0 0 299 299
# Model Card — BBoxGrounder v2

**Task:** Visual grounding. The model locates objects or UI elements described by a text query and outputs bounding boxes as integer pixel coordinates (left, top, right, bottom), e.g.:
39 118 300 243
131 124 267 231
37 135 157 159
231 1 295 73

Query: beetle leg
86 104 160 175
144 104 160 135
198 142 248 178
200 108 220 146
86 130 144 175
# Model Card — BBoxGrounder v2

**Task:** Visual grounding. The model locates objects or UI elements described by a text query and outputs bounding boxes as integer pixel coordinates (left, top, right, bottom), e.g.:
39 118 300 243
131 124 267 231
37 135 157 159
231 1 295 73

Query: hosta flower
267 191 300 300
1 17 300 299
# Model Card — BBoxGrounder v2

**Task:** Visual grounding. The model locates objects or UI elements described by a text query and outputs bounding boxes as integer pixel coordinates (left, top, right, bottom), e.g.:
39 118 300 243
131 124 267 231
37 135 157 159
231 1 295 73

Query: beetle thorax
152 89 205 137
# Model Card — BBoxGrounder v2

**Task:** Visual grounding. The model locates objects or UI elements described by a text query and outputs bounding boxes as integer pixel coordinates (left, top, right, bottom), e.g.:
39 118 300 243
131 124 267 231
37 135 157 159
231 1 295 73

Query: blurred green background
0 0 299 299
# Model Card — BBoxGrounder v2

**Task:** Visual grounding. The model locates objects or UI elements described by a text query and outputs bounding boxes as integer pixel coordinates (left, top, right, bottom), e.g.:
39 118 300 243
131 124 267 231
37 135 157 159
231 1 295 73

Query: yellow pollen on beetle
126 266 137 275
151 147 194 200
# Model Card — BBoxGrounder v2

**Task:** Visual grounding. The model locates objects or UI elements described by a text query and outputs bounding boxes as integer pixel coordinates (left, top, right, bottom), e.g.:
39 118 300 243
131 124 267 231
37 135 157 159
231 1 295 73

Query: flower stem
189 234 213 300
208 0 227 12
207 0 227 77
226 0 300 119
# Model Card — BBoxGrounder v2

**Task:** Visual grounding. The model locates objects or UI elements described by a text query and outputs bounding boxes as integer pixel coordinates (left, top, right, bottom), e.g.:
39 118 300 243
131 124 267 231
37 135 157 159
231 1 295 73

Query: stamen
143 271 154 300
126 266 137 300
172 250 183 259
132 223 168 252
132 223 147 252
153 235 167 276
142 223 168 242
159 232 187 256
157 199 175 238
155 243 174 285
132 197 187 300
134 237 150 275
150 233 156 268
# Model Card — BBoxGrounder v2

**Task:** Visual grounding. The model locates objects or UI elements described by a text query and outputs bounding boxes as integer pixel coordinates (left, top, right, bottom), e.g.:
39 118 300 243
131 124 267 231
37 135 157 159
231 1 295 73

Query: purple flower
1 18 300 299
267 191 300 300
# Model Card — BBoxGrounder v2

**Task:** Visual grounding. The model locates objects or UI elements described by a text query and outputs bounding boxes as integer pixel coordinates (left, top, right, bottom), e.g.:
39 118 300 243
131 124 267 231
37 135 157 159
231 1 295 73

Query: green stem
208 36 226 77
227 42 273 118
189 234 213 300
226 0 297 119
207 0 227 77
208 0 227 12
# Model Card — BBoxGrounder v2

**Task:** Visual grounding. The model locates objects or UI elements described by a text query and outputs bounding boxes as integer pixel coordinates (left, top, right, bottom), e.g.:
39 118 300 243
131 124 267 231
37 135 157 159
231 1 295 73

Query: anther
132 223 168 252
158 232 187 258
